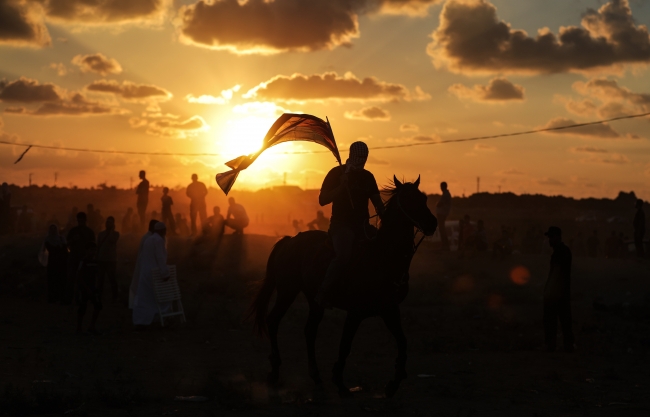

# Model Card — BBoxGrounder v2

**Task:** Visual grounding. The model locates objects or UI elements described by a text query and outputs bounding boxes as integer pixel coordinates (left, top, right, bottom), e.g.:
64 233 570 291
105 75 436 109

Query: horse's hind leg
305 302 324 384
266 289 298 385
332 312 362 397
381 306 408 398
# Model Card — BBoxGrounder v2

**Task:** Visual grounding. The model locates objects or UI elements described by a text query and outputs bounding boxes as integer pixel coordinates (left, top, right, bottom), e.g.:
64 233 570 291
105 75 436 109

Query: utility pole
477 177 480 194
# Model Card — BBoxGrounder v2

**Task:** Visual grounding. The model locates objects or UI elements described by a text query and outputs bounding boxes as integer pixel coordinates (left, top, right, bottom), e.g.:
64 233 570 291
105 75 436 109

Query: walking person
136 170 150 230
97 216 120 303
543 227 575 353
76 242 102 335
43 224 67 303
186 174 208 235
436 182 452 251
634 199 646 258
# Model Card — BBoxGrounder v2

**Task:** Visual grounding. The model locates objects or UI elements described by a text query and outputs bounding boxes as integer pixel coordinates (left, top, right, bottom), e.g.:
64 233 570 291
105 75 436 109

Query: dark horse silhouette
249 176 437 397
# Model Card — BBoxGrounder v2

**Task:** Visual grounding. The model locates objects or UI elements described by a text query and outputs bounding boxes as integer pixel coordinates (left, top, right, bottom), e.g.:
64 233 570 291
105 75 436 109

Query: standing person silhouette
161 187 176 235
314 141 384 308
634 199 646 258
543 227 574 353
97 216 120 303
66 212 95 305
436 182 452 251
136 170 149 230
186 174 208 235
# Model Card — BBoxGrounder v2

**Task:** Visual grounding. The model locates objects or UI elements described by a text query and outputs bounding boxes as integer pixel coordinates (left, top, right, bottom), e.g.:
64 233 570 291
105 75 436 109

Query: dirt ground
1 233 650 416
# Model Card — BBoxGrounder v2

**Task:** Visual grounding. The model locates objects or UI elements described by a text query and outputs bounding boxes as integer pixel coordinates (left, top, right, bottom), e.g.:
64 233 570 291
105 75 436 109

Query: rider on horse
315 141 385 308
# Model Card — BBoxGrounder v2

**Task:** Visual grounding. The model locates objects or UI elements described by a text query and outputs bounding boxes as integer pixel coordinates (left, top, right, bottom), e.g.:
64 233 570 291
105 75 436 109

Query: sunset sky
1 0 649 199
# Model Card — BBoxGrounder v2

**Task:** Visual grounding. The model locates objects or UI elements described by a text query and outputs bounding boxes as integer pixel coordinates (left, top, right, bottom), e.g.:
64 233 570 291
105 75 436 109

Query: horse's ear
414 175 420 188
394 175 402 187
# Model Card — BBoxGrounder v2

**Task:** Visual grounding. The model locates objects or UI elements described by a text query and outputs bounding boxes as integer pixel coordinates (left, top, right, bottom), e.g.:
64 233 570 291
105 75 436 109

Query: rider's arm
319 169 348 206
370 194 385 218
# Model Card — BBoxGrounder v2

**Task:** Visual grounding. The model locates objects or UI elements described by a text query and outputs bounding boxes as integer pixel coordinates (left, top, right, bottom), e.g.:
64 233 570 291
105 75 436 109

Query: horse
248 176 437 398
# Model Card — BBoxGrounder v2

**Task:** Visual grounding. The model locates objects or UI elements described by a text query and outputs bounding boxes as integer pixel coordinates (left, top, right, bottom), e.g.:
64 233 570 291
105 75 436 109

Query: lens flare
509 266 531 285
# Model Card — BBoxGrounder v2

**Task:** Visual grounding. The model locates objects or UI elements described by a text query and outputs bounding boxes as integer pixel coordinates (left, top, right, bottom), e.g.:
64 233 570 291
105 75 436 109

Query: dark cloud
177 0 441 54
245 72 429 102
86 80 172 101
40 0 165 24
0 0 50 47
449 77 524 102
564 78 650 118
130 114 209 138
543 117 620 138
344 106 391 121
428 0 650 74
4 93 121 116
0 77 61 103
72 53 123 75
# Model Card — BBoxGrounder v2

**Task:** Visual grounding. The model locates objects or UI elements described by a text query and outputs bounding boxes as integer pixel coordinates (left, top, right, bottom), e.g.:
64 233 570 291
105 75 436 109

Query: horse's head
384 175 437 236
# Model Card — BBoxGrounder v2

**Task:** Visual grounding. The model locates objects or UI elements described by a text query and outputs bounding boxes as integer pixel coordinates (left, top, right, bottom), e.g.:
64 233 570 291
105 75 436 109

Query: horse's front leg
381 306 407 398
332 312 362 397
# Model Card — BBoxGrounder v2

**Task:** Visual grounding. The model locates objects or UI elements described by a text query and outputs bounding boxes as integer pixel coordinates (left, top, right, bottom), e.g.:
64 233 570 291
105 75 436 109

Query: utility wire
1 111 649 157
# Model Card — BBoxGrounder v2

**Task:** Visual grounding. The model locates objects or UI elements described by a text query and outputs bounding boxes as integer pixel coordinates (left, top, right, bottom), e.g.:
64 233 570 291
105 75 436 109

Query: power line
1 111 649 157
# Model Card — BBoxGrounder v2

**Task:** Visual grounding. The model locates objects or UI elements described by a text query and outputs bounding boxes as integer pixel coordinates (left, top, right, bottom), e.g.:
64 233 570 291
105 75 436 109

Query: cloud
428 0 650 75
185 85 241 105
232 101 296 118
344 106 390 121
537 178 564 186
496 168 524 175
0 0 50 47
86 80 172 102
578 152 630 164
245 72 429 103
72 53 123 75
449 77 524 102
130 114 210 139
400 123 419 132
40 0 166 24
177 0 441 54
571 146 608 153
543 117 620 138
4 93 122 116
367 155 389 165
0 77 61 102
563 78 650 118
387 133 440 144
473 143 496 151
49 62 67 76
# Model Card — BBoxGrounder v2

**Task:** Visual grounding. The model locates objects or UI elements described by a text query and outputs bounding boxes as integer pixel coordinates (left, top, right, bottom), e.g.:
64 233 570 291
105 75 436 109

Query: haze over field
1 0 649 199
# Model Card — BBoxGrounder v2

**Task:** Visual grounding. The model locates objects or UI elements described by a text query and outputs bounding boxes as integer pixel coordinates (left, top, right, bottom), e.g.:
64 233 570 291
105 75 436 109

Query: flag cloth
216 113 342 194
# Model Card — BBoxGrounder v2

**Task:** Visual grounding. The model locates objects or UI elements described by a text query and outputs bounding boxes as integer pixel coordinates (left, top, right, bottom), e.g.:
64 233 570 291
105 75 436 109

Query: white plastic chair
151 265 186 326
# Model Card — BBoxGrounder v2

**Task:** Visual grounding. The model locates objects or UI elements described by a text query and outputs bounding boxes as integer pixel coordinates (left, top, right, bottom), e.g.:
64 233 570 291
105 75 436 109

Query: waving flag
216 113 342 194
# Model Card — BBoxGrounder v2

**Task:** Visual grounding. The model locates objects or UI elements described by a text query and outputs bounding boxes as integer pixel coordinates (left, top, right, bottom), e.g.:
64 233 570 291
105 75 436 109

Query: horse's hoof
385 381 399 398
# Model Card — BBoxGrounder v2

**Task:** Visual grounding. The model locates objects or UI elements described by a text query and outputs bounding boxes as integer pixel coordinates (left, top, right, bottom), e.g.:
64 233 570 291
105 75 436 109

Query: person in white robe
129 220 158 308
132 222 171 326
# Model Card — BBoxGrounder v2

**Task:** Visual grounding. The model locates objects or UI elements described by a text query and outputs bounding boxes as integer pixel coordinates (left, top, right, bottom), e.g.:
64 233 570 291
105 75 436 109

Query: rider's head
191 173 198 182
440 181 447 191
347 141 369 170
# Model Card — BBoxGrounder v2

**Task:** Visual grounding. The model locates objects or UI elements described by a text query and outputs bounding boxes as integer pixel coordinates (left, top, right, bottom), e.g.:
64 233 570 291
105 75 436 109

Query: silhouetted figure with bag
436 182 451 251
634 199 646 258
543 226 574 353
136 170 149 230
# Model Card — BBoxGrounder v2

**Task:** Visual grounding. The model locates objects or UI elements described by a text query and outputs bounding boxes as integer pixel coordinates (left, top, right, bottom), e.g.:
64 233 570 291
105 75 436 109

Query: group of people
133 171 249 236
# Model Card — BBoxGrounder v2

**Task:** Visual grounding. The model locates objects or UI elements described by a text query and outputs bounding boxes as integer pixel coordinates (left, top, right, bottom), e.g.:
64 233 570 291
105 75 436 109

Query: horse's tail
247 236 291 337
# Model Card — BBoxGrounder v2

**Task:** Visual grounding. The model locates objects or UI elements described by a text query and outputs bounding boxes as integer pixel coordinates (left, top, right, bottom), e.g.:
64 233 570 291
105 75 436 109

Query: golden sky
1 0 649 199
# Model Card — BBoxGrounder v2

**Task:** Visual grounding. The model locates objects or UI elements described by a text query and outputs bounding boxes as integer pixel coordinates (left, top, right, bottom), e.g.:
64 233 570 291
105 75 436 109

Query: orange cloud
86 80 172 102
543 117 621 139
177 0 441 54
428 0 650 75
130 114 209 139
72 53 123 75
41 0 166 24
344 106 391 121
563 78 650 118
0 0 50 47
245 72 429 103
449 78 524 102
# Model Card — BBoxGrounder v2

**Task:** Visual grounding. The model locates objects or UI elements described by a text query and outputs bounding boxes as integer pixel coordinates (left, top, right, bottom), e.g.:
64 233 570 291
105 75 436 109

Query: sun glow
218 115 275 159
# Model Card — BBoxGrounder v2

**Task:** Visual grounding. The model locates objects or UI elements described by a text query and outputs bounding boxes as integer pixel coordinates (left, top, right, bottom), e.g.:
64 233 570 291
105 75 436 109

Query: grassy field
1 233 649 416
